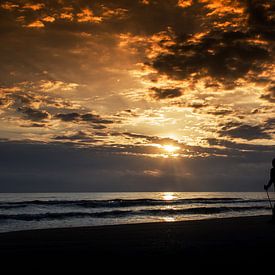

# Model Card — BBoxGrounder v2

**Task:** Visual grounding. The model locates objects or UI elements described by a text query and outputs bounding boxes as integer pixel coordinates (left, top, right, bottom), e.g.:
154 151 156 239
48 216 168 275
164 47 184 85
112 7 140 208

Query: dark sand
1 216 275 272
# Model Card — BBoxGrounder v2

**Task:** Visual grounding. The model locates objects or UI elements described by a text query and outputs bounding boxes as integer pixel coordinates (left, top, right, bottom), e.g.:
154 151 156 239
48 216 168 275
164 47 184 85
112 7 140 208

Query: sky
0 0 274 192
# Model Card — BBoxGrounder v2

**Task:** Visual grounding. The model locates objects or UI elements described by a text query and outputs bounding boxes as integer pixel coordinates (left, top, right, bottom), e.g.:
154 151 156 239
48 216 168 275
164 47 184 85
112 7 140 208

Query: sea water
0 192 273 233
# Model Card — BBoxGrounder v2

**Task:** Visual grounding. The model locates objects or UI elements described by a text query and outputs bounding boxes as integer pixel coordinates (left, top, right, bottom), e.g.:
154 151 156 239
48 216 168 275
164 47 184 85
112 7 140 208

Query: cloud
150 87 183 99
39 80 79 92
0 2 19 10
0 139 273 192
219 122 272 140
80 113 113 124
27 123 46 128
0 83 116 140
150 30 271 86
265 118 275 133
206 106 233 116
26 20 45 28
55 112 114 124
17 106 49 121
54 131 98 143
122 132 181 147
22 3 45 11
260 85 275 103
246 0 275 41
206 137 275 153
178 0 193 9
55 112 80 121
76 8 102 23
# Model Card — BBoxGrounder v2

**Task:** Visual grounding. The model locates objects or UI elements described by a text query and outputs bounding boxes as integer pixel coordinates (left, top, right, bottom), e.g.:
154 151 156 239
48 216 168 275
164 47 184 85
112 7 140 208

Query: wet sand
1 215 275 272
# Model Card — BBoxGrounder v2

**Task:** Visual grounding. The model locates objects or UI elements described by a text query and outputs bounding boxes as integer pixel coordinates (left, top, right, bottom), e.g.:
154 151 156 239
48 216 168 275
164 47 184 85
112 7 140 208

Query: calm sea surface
0 192 273 233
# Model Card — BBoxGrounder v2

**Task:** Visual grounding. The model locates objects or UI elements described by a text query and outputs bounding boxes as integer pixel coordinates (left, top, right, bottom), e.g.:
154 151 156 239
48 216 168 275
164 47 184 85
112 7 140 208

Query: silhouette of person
264 158 275 220
264 158 275 191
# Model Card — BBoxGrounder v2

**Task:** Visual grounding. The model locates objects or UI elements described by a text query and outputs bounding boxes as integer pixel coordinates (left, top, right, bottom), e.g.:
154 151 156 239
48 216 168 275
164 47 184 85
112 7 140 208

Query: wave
0 197 268 209
0 206 269 221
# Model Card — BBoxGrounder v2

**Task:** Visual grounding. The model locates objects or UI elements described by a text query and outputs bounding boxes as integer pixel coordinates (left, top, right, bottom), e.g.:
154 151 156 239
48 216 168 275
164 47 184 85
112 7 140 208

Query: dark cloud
260 85 275 102
123 132 152 139
0 140 273 192
206 137 275 153
246 0 275 41
264 118 275 133
17 106 49 121
22 123 46 128
54 131 98 142
55 112 114 124
219 122 271 140
81 113 113 124
150 87 182 99
0 0 273 87
91 124 107 130
55 112 80 121
151 30 271 85
139 1 274 90
0 0 204 86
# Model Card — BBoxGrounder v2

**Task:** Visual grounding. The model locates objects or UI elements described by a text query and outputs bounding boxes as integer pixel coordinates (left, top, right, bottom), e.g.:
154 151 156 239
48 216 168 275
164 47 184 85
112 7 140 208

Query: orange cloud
199 0 245 16
77 8 102 23
60 13 73 21
101 7 128 19
60 7 74 21
22 3 45 11
27 20 45 28
42 16 55 23
0 2 19 10
178 0 193 8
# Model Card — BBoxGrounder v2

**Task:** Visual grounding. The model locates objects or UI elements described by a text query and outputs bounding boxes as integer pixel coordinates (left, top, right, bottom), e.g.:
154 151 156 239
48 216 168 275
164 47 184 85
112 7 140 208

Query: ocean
0 192 273 233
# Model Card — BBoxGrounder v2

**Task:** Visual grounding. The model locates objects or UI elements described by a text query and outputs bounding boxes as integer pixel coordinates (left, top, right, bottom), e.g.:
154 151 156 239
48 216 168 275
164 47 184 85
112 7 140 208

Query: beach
1 215 275 272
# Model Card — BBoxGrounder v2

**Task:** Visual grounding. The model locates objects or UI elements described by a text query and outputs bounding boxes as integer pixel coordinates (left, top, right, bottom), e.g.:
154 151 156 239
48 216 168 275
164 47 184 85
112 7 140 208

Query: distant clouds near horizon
0 0 274 191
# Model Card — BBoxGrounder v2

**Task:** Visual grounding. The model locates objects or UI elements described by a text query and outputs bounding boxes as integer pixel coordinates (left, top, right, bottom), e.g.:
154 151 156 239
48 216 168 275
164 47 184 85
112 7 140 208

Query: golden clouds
42 16 55 23
76 8 102 23
118 30 175 59
0 0 274 158
27 20 44 28
0 2 128 28
25 16 55 28
101 7 128 19
76 6 128 23
0 2 19 10
199 0 245 16
60 7 74 21
22 3 45 11
178 0 193 9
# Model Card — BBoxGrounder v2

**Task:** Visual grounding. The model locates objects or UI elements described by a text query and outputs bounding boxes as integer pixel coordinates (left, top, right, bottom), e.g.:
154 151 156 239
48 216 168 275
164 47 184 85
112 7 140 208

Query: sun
152 143 181 157
162 144 180 153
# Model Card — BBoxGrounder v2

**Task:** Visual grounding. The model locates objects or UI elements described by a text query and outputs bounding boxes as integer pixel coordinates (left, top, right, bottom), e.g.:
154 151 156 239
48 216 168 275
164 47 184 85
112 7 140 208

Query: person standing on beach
264 158 275 191
264 158 275 219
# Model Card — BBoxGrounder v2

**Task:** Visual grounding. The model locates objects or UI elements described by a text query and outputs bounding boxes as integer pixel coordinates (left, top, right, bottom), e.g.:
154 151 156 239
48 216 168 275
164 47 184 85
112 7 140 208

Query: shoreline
0 214 271 235
1 215 275 270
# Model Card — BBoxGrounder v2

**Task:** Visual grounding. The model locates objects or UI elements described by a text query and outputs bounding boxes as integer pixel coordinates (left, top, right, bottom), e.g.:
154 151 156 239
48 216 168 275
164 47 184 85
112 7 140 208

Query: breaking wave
0 197 267 210
0 206 269 221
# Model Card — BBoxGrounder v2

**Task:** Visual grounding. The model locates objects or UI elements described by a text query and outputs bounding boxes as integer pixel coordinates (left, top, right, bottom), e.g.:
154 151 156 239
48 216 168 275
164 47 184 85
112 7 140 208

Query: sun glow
152 143 181 158
163 192 176 201
162 144 180 153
